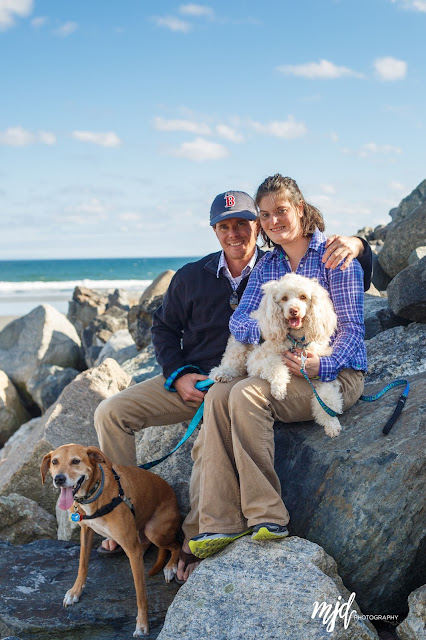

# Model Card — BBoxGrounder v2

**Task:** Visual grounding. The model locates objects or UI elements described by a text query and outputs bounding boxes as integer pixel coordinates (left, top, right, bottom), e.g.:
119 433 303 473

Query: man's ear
40 452 52 485
87 446 112 469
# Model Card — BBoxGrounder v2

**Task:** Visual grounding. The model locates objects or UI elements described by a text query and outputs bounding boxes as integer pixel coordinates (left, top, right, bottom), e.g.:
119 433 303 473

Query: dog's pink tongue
289 317 301 328
59 487 74 511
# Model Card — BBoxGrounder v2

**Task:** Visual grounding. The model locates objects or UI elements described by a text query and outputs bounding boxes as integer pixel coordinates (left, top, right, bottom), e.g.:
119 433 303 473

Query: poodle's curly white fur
210 273 343 437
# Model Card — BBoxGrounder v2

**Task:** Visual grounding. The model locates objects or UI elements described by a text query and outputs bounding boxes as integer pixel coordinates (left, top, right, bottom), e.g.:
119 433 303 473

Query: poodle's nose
289 307 299 317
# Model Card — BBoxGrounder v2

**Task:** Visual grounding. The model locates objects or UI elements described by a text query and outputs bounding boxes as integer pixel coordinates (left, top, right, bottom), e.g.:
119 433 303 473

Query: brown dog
40 443 181 637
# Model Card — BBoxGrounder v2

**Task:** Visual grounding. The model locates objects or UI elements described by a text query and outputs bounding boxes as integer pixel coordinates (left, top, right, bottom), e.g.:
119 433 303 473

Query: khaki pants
94 374 203 540
94 370 364 539
198 369 365 534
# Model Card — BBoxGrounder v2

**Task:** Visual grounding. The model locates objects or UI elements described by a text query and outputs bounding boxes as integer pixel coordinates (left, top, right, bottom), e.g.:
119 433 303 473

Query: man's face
213 217 259 262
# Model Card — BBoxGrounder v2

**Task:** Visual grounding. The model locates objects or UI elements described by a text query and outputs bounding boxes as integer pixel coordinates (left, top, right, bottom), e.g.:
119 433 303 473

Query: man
94 190 371 581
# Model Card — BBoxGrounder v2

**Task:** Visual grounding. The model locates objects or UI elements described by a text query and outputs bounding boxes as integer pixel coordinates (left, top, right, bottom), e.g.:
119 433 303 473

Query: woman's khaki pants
94 370 364 540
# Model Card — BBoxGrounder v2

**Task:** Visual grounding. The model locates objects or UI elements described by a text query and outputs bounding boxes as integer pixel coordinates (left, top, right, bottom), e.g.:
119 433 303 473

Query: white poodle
210 273 343 437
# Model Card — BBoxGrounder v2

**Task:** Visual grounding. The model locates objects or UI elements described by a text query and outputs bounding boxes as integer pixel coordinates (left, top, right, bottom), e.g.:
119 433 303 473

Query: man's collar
217 246 258 278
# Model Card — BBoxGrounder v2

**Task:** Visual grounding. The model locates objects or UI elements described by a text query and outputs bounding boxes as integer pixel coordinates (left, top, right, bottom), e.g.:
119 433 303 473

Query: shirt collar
217 246 258 279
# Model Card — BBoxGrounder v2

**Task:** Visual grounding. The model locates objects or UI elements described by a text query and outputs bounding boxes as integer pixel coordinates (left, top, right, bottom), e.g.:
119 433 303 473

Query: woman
189 174 367 559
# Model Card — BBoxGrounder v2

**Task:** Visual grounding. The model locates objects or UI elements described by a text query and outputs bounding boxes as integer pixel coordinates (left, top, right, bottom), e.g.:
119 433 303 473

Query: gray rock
158 537 378 640
389 178 426 224
366 323 426 382
364 294 389 340
376 307 411 333
136 422 196 517
274 370 425 616
0 493 56 544
0 418 40 462
121 341 161 383
82 306 129 367
0 305 82 406
106 288 142 312
128 270 175 351
95 329 138 366
387 258 426 323
0 371 30 446
0 358 132 514
0 539 179 640
67 286 110 339
396 585 426 640
408 246 426 266
372 253 392 291
26 364 80 413
378 202 426 278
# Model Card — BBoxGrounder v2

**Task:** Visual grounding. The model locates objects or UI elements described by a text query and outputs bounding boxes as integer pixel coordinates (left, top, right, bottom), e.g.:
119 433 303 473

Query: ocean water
0 257 200 318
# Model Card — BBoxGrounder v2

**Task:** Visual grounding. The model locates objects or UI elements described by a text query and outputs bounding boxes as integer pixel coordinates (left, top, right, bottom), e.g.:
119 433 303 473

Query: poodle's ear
304 282 337 344
253 280 288 342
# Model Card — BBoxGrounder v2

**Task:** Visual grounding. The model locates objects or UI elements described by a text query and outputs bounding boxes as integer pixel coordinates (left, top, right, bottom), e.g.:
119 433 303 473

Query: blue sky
0 0 425 259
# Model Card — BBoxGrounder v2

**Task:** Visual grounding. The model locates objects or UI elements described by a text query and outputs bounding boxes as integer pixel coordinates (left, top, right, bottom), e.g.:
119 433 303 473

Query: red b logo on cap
224 194 235 208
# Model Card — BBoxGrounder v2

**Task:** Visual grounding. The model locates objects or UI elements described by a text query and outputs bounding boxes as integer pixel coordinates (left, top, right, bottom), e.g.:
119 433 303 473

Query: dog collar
70 467 135 523
287 334 310 350
74 464 105 505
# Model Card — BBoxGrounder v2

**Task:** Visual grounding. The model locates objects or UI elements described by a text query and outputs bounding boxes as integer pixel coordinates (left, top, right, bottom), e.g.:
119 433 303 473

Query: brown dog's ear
87 446 112 469
40 452 52 485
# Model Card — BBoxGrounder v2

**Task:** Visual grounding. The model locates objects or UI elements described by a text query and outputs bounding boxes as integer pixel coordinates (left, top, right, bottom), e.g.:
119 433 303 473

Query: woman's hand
283 350 320 378
322 235 364 271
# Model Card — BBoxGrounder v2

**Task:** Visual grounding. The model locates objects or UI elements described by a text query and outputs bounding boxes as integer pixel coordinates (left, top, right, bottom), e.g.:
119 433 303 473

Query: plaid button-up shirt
229 229 367 382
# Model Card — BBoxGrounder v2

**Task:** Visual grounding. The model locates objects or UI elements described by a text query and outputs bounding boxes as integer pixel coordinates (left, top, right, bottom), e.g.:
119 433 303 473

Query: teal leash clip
139 378 215 470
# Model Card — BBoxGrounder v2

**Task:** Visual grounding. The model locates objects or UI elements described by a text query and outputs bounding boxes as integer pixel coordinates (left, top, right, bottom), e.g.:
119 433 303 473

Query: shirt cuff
318 357 338 382
164 365 204 391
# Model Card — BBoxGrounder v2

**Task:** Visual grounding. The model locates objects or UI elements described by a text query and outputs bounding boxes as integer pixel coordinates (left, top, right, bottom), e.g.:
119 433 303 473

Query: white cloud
31 16 47 28
389 180 406 192
179 4 214 17
38 131 56 145
343 142 402 158
320 184 336 195
152 15 191 32
249 115 307 139
361 142 402 155
153 116 211 135
53 21 78 37
277 59 363 79
171 137 228 161
0 0 33 30
390 0 426 12
0 126 56 146
119 212 141 222
374 57 407 81
215 124 244 143
65 198 106 215
72 131 122 147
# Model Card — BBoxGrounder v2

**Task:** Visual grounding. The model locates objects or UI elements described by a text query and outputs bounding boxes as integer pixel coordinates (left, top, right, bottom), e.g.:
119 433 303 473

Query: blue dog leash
139 378 215 470
298 349 409 434
360 379 410 435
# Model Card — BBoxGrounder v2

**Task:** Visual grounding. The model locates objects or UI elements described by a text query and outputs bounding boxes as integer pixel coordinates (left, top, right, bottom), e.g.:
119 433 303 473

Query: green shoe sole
189 530 252 559
251 526 289 541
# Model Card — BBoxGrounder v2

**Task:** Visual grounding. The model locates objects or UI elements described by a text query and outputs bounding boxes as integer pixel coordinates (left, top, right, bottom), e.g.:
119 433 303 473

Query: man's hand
174 373 209 403
283 350 320 378
322 235 364 271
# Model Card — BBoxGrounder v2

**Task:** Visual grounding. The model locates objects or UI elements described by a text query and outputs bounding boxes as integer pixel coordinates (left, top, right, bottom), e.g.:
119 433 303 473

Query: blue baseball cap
210 190 258 226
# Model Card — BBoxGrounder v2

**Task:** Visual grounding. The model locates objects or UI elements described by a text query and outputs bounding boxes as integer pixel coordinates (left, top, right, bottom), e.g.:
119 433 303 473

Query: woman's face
258 193 304 247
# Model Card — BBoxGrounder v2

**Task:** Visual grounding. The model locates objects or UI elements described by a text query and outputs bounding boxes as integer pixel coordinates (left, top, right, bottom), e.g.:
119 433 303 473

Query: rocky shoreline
0 181 425 640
